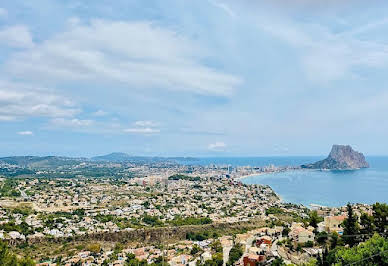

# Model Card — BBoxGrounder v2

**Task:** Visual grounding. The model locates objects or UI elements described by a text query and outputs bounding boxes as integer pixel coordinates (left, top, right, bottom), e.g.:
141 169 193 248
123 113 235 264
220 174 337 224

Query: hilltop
302 145 369 170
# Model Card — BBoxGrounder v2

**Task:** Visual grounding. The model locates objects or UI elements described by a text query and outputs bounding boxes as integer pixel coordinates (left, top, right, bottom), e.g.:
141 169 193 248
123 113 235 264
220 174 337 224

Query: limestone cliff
302 145 369 170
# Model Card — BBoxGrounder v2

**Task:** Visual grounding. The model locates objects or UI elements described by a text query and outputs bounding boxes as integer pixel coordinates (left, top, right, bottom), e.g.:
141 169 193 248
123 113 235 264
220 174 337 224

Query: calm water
181 156 388 207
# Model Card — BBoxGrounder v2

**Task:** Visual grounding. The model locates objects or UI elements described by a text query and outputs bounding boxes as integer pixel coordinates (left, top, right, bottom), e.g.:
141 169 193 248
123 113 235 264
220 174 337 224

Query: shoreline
235 168 306 181
234 172 265 181
236 168 382 208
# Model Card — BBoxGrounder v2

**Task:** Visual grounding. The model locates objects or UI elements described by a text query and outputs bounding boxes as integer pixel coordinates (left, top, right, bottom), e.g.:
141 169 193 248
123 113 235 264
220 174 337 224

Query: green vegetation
210 240 223 253
317 234 388 265
314 202 388 265
169 216 212 226
335 234 388 265
186 231 219 241
343 203 360 247
142 215 164 227
190 244 202 255
0 221 34 236
265 207 285 215
227 244 243 266
0 168 35 178
125 253 148 266
308 210 323 229
0 240 35 266
373 202 388 234
168 174 200 182
0 179 21 197
271 257 286 265
316 231 329 245
93 214 139 229
203 252 223 266
86 243 101 254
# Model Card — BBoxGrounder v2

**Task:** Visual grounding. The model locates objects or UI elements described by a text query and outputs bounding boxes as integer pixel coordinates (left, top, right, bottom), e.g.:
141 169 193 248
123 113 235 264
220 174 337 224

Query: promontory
302 144 369 170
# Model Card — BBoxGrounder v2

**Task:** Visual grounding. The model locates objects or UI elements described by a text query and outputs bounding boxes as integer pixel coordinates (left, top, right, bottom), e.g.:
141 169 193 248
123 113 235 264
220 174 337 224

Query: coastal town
0 156 385 265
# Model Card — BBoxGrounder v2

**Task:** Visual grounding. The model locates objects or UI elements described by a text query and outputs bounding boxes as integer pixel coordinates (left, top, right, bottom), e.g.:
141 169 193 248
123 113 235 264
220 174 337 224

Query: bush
304 240 314 248
186 231 219 241
316 231 328 245
168 174 200 182
227 244 243 266
87 243 101 254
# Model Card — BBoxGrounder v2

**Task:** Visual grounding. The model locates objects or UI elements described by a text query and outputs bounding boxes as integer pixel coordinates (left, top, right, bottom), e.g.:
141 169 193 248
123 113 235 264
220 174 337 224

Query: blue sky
1 0 388 157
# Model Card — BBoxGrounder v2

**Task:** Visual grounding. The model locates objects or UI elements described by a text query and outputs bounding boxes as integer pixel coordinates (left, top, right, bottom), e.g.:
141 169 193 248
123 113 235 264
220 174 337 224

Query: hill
301 145 369 170
0 156 85 169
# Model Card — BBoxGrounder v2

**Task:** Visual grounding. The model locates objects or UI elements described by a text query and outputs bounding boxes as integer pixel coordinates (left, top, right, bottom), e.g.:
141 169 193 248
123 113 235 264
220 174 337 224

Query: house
201 252 212 263
169 255 191 266
243 254 266 266
289 226 314 243
256 236 272 247
324 216 346 235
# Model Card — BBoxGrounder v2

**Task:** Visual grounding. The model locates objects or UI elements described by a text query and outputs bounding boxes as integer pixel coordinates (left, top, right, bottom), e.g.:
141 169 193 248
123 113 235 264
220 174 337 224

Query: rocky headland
302 144 369 170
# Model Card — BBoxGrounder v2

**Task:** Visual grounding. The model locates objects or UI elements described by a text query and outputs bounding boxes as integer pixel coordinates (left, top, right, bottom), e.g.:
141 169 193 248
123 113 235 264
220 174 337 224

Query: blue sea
180 156 388 207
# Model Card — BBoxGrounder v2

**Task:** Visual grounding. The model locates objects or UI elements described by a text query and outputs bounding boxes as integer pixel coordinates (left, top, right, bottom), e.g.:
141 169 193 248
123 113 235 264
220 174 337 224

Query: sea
179 156 388 207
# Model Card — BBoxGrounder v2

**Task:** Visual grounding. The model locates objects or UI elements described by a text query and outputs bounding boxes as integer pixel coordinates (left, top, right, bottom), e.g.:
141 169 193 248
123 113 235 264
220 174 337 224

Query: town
0 157 386 265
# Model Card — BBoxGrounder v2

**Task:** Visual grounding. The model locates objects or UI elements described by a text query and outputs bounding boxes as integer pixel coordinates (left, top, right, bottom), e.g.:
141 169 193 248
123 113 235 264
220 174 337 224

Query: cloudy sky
1 0 388 157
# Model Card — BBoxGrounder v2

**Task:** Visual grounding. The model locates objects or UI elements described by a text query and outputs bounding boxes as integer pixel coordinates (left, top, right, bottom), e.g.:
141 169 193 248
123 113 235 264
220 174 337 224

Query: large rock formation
302 145 369 170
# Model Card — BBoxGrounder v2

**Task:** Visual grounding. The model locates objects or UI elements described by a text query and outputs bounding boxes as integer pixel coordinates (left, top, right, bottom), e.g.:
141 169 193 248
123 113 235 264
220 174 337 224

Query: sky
1 0 388 157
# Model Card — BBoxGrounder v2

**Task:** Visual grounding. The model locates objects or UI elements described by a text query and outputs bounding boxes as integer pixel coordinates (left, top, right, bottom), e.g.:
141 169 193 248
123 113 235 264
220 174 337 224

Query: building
243 254 266 266
289 226 314 243
324 216 346 235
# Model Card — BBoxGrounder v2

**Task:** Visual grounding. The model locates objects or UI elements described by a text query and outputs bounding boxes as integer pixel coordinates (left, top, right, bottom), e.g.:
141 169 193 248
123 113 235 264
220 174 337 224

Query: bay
181 156 388 207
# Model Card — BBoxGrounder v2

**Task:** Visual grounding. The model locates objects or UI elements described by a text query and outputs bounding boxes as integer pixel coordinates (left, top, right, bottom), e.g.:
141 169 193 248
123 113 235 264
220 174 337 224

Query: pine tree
343 203 359 247
373 202 388 234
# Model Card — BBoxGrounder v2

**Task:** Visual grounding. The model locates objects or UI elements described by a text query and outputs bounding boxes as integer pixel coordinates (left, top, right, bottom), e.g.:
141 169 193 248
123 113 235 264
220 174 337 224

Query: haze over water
183 156 388 207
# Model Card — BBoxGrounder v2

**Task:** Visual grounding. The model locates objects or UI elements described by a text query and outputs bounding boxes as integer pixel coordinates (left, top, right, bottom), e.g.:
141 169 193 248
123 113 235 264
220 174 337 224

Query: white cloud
67 17 81 27
124 127 160 134
0 8 7 18
134 120 159 127
50 118 94 128
0 80 79 121
208 141 227 151
123 120 160 135
209 1 236 18
256 19 388 82
0 25 34 48
92 110 108 116
17 131 33 136
5 20 242 96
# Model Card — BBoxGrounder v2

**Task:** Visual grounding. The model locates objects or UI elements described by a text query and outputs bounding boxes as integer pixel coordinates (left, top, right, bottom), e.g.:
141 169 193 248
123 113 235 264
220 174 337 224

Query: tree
360 213 375 241
309 210 322 229
0 240 34 266
305 240 314 248
316 231 328 245
87 243 101 254
329 232 343 249
210 240 223 253
204 253 223 266
316 246 336 266
271 257 285 266
227 244 243 266
335 233 388 265
17 258 35 266
191 244 202 255
373 202 388 234
342 203 360 247
282 226 290 237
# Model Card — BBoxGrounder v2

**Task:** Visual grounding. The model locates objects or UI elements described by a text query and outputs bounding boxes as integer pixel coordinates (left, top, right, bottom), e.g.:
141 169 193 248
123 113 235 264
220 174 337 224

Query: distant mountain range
91 152 198 162
0 156 85 169
0 153 198 169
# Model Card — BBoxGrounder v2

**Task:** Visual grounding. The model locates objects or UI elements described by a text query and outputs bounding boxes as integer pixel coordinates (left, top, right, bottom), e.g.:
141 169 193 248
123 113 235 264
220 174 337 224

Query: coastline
234 173 285 203
235 168 307 182
234 172 264 181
